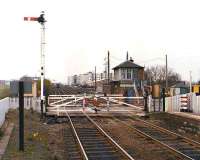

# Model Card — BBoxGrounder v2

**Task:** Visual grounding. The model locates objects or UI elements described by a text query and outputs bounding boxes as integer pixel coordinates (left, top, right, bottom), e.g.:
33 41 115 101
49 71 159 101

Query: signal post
24 11 46 118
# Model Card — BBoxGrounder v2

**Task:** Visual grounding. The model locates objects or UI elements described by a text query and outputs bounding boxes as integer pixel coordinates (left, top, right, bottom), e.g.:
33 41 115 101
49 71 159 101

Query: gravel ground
2 109 67 160
139 112 200 142
3 109 197 160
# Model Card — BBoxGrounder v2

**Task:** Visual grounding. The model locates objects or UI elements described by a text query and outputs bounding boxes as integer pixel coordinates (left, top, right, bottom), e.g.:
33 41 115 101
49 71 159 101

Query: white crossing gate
47 94 144 116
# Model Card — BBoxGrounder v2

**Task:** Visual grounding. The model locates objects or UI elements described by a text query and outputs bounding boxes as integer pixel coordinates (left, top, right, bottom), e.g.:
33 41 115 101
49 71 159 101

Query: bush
0 87 10 99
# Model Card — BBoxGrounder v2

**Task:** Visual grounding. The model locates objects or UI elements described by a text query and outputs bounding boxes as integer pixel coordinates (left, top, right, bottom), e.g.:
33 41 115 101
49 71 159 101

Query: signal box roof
113 60 144 70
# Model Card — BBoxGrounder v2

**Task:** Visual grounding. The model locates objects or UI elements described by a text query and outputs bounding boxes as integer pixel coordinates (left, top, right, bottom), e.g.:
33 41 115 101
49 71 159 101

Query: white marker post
40 12 46 118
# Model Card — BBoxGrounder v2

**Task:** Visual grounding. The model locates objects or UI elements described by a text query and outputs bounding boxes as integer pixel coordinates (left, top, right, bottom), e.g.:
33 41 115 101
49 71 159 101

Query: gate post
45 95 48 115
162 88 166 112
19 81 24 151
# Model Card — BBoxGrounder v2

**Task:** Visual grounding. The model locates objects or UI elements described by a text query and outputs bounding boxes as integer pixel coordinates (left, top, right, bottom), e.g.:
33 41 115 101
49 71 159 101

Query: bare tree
145 65 181 87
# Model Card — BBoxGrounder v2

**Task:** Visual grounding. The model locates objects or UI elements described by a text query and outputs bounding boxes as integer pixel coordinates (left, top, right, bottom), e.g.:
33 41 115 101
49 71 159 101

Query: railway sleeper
83 146 114 151
67 153 82 160
85 150 118 154
81 141 110 145
82 144 112 149
79 137 105 141
87 153 123 160
179 149 200 155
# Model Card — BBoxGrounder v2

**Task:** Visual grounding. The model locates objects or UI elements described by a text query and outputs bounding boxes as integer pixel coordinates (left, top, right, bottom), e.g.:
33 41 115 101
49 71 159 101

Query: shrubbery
0 87 10 99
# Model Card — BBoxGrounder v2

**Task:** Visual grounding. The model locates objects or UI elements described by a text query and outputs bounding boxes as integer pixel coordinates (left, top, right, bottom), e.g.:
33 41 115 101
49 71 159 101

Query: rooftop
113 58 144 70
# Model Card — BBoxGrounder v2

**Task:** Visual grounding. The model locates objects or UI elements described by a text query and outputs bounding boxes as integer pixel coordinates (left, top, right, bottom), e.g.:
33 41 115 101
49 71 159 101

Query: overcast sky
1 0 200 83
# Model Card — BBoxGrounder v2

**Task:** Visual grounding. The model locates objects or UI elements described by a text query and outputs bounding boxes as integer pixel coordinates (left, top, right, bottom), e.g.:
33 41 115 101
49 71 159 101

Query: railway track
64 125 83 159
66 112 134 160
49 85 95 95
113 114 200 160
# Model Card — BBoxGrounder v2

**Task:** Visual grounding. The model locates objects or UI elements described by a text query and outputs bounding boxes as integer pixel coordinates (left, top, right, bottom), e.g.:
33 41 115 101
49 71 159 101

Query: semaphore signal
24 17 38 21
24 11 46 119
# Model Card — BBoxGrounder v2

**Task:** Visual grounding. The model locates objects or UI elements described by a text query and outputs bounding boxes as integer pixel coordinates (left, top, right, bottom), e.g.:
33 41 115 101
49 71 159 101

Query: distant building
10 76 39 97
0 80 10 88
68 75 78 85
77 72 94 85
169 81 189 96
68 71 113 87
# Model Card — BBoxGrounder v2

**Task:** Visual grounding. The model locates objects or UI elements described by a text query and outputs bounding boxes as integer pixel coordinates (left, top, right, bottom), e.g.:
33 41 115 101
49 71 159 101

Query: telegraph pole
189 71 192 93
24 11 46 118
107 50 110 84
95 66 97 92
165 54 168 90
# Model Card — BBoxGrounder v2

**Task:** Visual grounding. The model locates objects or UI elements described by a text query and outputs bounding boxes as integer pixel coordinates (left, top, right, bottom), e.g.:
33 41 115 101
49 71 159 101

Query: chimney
126 51 129 61
130 57 134 62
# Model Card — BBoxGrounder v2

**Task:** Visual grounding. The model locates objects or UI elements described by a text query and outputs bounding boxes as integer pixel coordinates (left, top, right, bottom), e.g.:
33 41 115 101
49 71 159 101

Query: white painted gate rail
47 94 144 116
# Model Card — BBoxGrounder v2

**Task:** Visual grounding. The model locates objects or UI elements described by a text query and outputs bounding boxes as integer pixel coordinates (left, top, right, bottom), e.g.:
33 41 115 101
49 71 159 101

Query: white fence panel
0 97 41 127
165 97 172 112
0 97 10 127
197 96 200 114
9 97 41 112
191 93 197 113
191 94 200 114
174 95 180 112
164 93 200 115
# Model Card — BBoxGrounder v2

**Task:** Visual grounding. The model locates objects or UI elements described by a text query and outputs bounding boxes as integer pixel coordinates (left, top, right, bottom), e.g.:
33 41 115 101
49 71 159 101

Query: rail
133 116 200 147
112 115 195 160
67 112 135 160
66 112 88 160
83 112 135 160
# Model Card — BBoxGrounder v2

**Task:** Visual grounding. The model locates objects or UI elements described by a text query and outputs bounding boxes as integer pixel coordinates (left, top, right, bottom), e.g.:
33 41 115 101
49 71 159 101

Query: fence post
83 93 86 112
19 81 24 151
148 95 152 112
162 88 165 112
107 96 110 112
